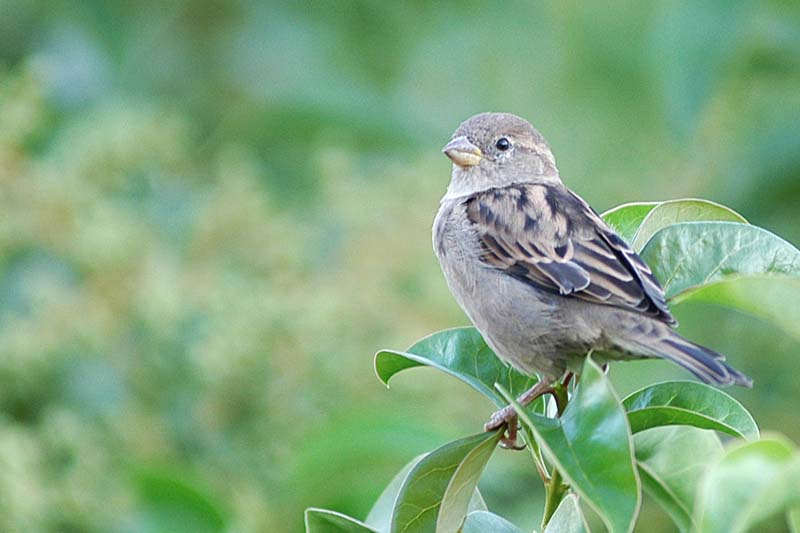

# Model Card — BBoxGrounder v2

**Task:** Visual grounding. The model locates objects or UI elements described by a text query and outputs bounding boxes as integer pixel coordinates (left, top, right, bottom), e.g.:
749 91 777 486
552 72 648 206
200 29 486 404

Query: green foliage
134 468 227 533
634 426 724 531
672 274 800 342
641 222 800 298
543 495 588 533
2 2 800 531
604 199 746 251
308 199 800 532
622 381 757 439
696 437 800 533
462 510 522 533
364 455 425 532
629 200 747 252
789 507 800 533
602 202 660 243
375 328 537 408
306 509 378 533
500 361 639 533
388 431 499 532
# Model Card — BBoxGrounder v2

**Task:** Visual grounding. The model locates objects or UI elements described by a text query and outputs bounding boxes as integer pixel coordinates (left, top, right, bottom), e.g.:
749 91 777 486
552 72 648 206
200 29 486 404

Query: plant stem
541 466 568 528
540 380 570 529
523 426 550 482
552 382 569 417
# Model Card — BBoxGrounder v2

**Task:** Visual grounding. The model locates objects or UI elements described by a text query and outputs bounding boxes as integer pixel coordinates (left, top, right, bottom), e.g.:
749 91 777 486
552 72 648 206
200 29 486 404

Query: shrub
307 199 800 533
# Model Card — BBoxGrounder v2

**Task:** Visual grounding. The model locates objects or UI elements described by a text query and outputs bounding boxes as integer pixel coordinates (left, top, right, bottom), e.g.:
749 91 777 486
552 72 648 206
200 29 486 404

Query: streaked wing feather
464 184 676 325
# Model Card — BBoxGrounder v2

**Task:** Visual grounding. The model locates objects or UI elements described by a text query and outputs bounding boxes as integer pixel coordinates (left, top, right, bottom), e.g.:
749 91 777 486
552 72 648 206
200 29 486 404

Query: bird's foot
485 408 525 449
485 403 516 431
485 379 555 450
500 418 525 450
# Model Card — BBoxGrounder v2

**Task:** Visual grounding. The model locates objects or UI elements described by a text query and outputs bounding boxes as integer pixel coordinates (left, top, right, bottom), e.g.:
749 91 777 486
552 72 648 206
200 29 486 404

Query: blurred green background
1 1 799 531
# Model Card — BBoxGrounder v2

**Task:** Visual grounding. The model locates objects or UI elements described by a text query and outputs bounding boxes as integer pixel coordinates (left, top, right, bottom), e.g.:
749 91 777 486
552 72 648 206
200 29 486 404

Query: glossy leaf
468 490 488 513
501 358 640 533
629 199 747 252
305 508 379 533
695 437 800 533
462 511 523 533
390 430 501 533
672 274 800 341
365 455 425 531
622 381 758 439
365 453 486 533
543 494 588 533
641 221 800 299
634 426 723 531
602 202 658 243
375 327 537 408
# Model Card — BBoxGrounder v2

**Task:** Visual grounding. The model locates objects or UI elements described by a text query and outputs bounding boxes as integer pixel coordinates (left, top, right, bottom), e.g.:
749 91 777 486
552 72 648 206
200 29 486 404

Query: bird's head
442 112 560 199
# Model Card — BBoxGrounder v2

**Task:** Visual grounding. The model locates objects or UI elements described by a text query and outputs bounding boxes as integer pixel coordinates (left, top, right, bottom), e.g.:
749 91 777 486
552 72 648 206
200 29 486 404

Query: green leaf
629 199 747 252
640 221 800 299
622 381 758 439
601 202 659 244
789 506 800 533
133 468 227 533
390 430 502 533
375 327 537 408
634 426 723 531
600 199 747 250
365 455 425 532
543 494 589 533
695 437 800 533
462 511 523 533
305 508 380 533
603 205 800 339
671 274 800 341
500 358 640 533
467 489 488 513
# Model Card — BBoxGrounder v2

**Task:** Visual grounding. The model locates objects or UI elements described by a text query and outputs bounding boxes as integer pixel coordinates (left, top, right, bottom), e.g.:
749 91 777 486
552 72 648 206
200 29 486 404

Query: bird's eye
495 137 510 151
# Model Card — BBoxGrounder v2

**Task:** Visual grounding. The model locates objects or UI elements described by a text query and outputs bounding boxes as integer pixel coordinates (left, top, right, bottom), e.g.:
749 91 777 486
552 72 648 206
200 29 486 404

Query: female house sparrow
433 112 751 434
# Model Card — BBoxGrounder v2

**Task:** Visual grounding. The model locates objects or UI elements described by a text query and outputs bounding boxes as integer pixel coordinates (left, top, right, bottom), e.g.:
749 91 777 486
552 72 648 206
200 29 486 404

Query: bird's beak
442 136 483 168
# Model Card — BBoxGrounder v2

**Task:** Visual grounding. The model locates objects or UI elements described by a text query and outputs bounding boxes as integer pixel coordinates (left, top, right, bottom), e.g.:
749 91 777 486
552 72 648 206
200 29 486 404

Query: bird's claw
485 379 559 450
485 404 514 431
486 406 526 450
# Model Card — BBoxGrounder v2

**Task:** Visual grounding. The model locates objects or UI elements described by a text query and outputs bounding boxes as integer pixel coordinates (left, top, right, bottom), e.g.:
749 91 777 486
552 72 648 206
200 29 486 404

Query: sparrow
433 112 752 440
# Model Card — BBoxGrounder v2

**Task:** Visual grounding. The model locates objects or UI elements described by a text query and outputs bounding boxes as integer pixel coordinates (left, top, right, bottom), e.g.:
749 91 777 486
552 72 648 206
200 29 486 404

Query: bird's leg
499 415 525 450
485 380 555 449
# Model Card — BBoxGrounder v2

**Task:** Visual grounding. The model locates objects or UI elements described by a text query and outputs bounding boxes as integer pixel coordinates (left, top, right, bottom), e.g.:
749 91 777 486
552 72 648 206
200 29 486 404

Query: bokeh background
1 1 799 532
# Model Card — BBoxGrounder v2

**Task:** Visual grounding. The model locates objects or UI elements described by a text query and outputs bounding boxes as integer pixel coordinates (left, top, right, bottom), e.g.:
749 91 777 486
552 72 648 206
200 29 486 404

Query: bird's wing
464 183 676 325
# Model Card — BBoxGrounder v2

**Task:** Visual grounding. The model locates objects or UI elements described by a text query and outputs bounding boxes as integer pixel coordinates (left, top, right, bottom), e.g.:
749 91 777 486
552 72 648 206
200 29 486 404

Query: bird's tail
628 328 752 388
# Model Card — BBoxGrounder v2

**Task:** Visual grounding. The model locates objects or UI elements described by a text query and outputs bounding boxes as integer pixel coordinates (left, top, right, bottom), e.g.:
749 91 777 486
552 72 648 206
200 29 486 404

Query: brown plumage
434 112 751 389
464 184 675 323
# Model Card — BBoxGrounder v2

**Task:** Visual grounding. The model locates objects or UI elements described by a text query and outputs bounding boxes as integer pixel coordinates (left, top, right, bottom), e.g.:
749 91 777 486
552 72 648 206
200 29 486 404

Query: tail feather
631 330 752 388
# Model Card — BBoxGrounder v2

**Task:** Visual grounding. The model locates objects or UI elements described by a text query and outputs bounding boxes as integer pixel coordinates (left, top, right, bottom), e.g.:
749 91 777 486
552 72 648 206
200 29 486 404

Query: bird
433 112 752 442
